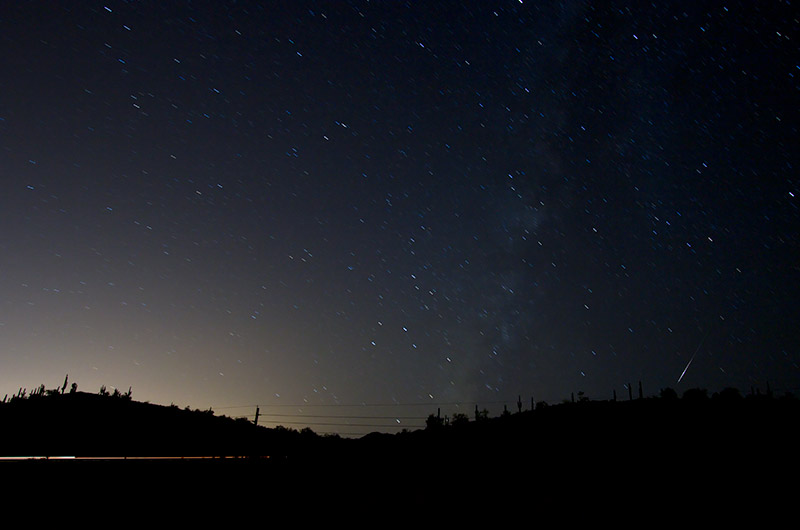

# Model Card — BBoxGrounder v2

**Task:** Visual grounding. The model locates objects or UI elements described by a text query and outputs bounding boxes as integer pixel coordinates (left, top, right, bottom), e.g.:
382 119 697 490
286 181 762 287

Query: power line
213 399 516 410
257 420 425 428
246 413 427 420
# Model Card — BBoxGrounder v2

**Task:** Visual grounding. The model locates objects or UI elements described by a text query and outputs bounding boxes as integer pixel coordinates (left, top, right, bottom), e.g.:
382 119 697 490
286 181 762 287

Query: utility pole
254 406 260 426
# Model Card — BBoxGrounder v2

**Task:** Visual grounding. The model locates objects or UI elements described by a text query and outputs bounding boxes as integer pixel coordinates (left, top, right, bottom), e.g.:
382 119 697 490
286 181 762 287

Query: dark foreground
2 430 793 523
2 392 797 521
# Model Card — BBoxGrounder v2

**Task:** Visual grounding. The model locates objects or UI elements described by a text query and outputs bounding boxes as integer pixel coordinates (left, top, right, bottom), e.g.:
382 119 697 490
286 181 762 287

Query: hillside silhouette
0 386 341 458
2 382 797 516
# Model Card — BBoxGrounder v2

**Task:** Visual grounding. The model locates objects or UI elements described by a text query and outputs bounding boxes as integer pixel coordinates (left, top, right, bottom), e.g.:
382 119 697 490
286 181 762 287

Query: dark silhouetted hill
0 390 341 458
2 386 797 518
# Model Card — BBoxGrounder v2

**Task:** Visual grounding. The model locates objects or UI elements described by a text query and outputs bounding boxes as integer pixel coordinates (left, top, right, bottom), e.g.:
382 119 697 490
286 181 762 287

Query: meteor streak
677 355 695 384
677 333 708 384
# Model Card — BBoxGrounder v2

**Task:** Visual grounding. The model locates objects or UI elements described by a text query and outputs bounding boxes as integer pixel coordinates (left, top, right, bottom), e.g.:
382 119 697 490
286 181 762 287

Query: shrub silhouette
715 387 743 401
425 414 444 430
659 387 678 400
682 388 708 401
451 412 470 428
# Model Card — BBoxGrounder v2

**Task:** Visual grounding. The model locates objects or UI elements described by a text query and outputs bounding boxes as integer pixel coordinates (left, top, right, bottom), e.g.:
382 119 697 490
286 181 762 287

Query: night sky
1 1 797 436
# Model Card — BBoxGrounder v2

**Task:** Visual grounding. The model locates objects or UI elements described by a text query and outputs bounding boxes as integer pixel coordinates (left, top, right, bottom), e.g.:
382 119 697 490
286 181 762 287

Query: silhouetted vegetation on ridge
0 379 342 458
2 379 797 469
3 379 797 512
